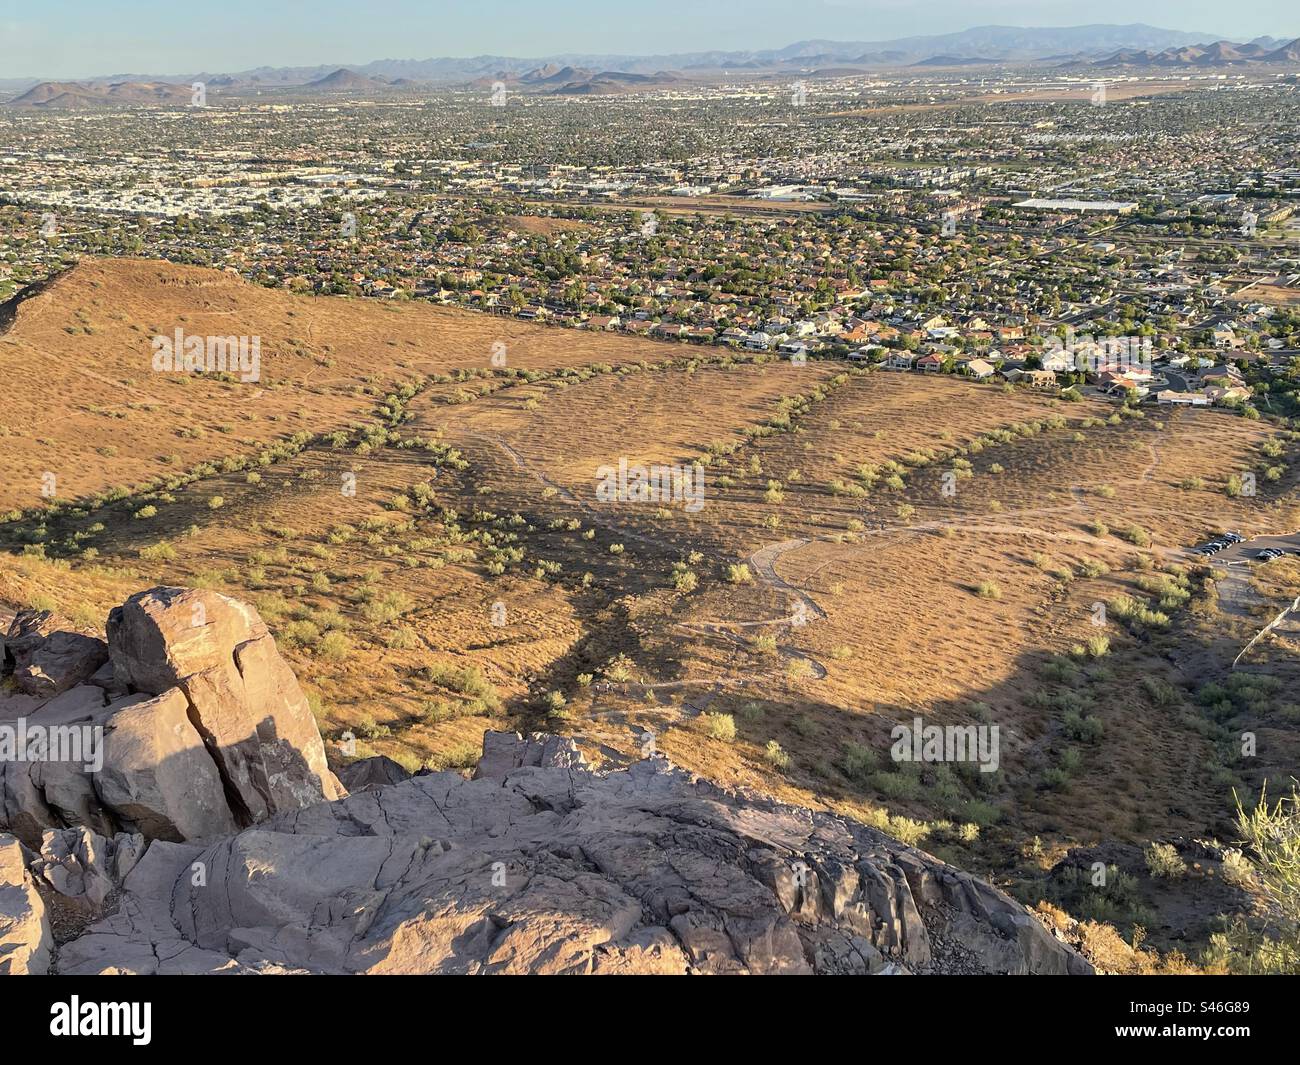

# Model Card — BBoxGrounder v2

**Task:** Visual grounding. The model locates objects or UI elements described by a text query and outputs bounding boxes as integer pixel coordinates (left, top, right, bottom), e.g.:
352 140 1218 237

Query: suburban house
1006 368 1058 388
962 358 997 380
1201 365 1245 387
886 351 917 370
1156 390 1210 406
1040 349 1077 373
1211 327 1243 349
1206 385 1251 405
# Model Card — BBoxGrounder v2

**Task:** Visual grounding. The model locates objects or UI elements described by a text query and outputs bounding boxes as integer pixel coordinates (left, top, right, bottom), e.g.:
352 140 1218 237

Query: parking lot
1192 531 1300 566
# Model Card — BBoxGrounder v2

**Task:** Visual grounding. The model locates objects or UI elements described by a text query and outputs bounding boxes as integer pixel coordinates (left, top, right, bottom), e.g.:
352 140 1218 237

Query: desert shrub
1203 786 1300 973
361 590 413 624
1144 842 1187 879
1114 524 1150 547
1062 709 1105 743
426 743 481 772
1141 675 1181 708
673 569 698 593
764 740 790 770
1041 767 1069 790
1220 849 1254 887
840 741 879 785
317 631 351 662
871 770 920 801
134 538 179 563
385 626 420 650
725 563 753 584
603 655 635 683
701 713 737 742
974 580 1001 599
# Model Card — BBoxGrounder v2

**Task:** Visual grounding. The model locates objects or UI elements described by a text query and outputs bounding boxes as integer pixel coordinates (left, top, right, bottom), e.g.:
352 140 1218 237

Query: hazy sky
3 0 1296 79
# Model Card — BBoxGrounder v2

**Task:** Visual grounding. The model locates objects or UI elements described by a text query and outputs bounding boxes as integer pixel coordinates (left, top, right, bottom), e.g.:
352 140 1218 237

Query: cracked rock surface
1 588 344 849
0 589 1091 975
4 731 1091 975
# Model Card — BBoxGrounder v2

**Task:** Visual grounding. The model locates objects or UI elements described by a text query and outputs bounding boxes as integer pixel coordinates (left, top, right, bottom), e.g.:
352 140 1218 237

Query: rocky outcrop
0 588 1092 976
107 587 344 820
0 588 343 849
2 730 1092 975
336 754 411 792
0 834 51 974
3 610 108 698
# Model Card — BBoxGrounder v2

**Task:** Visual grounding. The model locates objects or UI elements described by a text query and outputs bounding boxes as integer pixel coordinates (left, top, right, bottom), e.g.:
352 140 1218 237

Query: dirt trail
453 430 831 703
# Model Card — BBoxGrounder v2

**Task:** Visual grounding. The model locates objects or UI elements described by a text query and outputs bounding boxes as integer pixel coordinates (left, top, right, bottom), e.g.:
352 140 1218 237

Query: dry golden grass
0 257 682 513
3 258 1296 960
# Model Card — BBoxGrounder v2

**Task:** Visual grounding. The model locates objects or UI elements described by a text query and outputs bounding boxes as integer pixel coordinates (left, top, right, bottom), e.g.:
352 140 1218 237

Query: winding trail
448 430 832 708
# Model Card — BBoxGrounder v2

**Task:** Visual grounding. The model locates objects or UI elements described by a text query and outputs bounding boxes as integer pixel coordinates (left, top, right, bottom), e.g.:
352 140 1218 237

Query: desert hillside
2 258 1298 971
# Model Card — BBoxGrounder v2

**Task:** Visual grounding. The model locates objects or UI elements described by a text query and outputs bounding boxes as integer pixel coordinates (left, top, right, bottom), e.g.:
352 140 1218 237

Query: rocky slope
1 588 342 848
1 588 1091 975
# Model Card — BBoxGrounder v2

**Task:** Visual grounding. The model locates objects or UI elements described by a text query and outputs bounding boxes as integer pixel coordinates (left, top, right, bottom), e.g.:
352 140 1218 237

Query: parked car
1256 548 1283 561
1222 532 1245 544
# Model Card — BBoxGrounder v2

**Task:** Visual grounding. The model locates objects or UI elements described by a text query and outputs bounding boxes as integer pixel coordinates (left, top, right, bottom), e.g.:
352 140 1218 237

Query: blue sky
2 0 1295 79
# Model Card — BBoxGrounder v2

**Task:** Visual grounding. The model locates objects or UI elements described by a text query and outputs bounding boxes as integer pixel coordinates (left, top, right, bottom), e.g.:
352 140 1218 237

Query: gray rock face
11 732 1092 976
473 729 590 781
0 588 343 849
107 587 344 821
4 610 108 698
0 833 51 974
30 826 146 915
336 755 411 792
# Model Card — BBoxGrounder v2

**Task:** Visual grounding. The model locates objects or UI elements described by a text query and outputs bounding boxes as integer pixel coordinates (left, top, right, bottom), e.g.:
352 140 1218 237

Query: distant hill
912 55 999 67
302 68 388 91
520 64 594 86
1091 37 1300 68
13 25 1299 102
8 79 195 108
547 70 687 95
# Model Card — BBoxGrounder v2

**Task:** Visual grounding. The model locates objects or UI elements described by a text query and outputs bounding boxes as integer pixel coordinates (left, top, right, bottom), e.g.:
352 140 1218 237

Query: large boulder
337 755 410 793
3 610 108 698
29 732 1092 976
95 689 239 841
107 587 343 823
0 833 51 974
0 587 344 849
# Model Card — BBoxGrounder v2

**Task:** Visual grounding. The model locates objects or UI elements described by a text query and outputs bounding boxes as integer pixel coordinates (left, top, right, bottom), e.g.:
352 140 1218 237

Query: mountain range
1091 37 1300 68
6 24 1300 105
